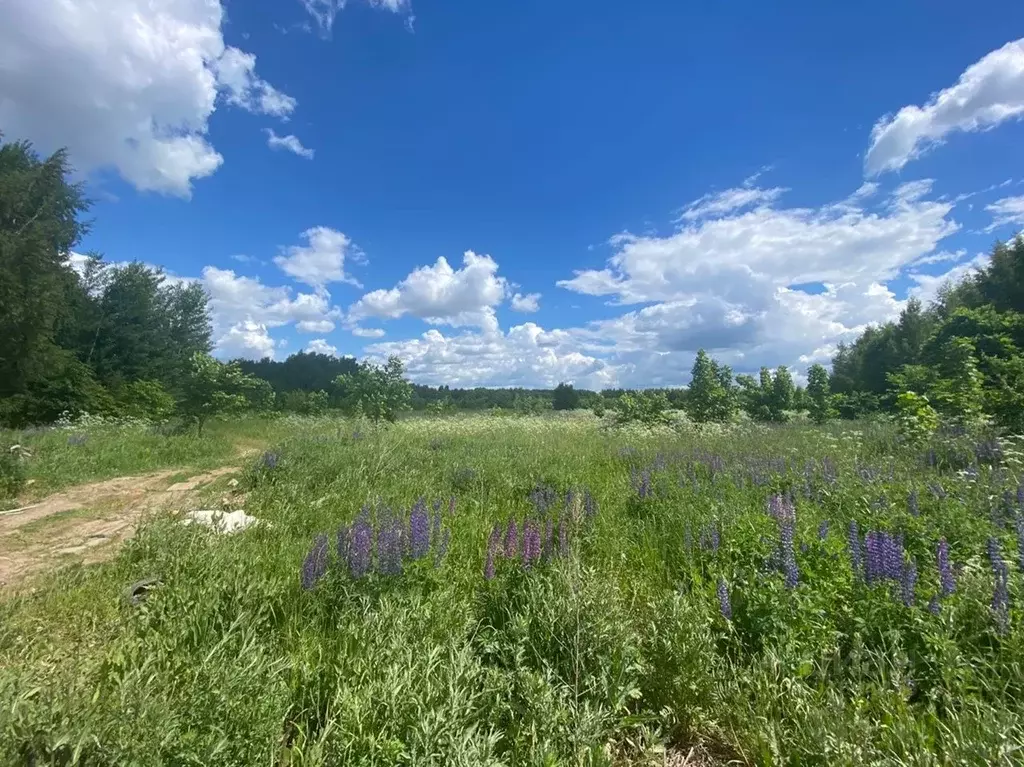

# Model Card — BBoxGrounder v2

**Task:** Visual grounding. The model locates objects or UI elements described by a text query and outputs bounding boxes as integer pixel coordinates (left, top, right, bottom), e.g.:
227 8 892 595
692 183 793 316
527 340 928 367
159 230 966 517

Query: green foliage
928 336 987 427
551 382 580 411
613 390 672 426
0 348 115 428
686 349 736 423
178 353 265 434
894 390 939 445
334 355 412 424
113 380 176 422
768 364 795 422
0 446 27 501
805 363 834 424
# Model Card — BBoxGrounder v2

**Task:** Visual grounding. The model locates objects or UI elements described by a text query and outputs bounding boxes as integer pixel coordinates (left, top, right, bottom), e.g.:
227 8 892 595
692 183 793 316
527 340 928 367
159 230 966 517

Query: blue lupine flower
348 509 373 579
583 490 597 520
376 509 404 576
988 537 1010 633
927 596 941 615
261 451 279 469
907 490 919 517
780 519 798 589
504 518 520 559
409 499 431 560
818 520 829 541
937 538 955 596
901 558 917 607
717 577 732 620
301 534 329 590
529 484 559 514
631 468 653 499
848 520 862 578
522 519 542 569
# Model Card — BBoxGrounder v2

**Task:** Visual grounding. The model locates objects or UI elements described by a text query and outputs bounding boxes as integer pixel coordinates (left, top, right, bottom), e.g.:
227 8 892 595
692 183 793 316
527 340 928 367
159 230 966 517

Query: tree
334 355 412 424
0 136 91 401
115 380 176 421
178 353 267 434
688 349 732 423
768 365 795 422
552 382 580 411
806 364 834 424
614 391 672 427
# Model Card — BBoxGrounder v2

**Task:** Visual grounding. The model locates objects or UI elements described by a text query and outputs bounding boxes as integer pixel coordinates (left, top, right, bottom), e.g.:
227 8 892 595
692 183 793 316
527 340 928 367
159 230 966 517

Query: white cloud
351 327 386 338
365 324 617 389
296 319 336 333
202 266 342 354
305 338 339 356
865 38 1024 175
348 251 509 331
299 0 410 35
510 292 541 312
266 129 315 159
985 195 1024 232
0 0 296 196
678 182 787 222
215 320 277 360
274 227 362 288
908 253 991 305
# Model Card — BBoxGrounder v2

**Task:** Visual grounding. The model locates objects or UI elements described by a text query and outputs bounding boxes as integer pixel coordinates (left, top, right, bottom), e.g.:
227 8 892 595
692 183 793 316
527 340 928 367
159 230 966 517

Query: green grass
0 414 1022 765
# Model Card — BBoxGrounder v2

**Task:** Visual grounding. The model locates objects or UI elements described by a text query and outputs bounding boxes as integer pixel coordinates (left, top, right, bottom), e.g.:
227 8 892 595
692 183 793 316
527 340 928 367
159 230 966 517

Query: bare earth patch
0 466 240 587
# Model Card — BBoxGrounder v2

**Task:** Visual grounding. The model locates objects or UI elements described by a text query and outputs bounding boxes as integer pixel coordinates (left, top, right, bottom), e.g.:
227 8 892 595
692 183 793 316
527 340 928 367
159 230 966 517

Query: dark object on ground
123 576 162 606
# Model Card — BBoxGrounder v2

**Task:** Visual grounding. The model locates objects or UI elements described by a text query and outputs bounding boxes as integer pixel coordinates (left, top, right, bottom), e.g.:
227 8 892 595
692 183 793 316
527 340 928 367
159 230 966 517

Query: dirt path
0 466 241 587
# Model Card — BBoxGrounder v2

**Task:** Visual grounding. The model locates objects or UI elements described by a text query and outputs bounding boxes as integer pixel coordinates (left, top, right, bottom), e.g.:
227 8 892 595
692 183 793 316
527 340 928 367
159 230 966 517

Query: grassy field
1 414 1023 765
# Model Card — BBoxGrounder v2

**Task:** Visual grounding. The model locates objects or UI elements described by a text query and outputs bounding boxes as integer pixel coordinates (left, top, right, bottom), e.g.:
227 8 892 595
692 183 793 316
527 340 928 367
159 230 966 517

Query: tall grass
0 415 1022 765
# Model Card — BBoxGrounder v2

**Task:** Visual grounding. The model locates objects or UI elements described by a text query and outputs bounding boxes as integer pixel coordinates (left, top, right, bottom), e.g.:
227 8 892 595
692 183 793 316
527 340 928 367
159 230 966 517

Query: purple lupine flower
717 577 732 620
522 519 542 569
848 520 862 578
864 531 883 584
409 499 431 560
927 596 941 615
301 534 329 590
348 509 373 579
529 484 559 514
583 490 597 520
504 518 520 559
818 520 829 541
907 490 919 517
484 523 502 580
261 451 279 469
699 523 720 552
377 509 404 576
987 537 1011 633
885 533 905 581
1014 514 1024 573
901 558 917 607
631 468 653 499
780 519 798 589
937 539 955 596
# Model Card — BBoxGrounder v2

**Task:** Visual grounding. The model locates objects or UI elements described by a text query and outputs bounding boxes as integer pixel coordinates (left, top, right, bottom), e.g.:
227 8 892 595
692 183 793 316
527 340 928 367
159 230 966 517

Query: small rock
227 478 239 488
182 509 263 534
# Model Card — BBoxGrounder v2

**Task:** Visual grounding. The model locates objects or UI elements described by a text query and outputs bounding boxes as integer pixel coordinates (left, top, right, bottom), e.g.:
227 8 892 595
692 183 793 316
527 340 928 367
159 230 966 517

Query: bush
0 446 27 501
114 380 176 421
613 391 672 427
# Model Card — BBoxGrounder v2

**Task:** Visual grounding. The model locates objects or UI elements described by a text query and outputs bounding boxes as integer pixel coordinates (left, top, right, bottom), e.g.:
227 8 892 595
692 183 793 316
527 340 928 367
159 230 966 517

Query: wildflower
529 484 558 514
261 451 279 470
522 519 542 568
348 509 373 579
631 467 653 499
1014 513 1024 573
582 489 597 520
937 539 955 596
717 577 732 620
988 537 1011 633
504 518 520 559
901 558 917 607
300 534 329 590
483 523 502 580
767 493 795 524
907 490 919 517
818 520 829 541
927 596 941 615
409 499 431 560
780 518 798 589
848 520 862 578
864 531 883 584
377 509 404 576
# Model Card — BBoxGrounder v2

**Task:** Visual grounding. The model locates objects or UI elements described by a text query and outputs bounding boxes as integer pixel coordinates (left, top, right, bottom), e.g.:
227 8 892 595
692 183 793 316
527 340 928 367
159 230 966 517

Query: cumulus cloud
265 129 315 159
985 195 1024 232
202 266 342 357
299 0 410 35
305 338 339 356
274 227 362 288
0 0 296 196
365 324 617 390
865 38 1024 175
510 292 541 313
348 251 509 331
351 327 386 338
215 320 277 360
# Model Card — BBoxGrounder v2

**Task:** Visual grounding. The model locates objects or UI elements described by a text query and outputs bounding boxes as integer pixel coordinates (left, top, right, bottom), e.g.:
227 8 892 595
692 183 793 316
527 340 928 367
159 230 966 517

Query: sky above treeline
3 0 1024 388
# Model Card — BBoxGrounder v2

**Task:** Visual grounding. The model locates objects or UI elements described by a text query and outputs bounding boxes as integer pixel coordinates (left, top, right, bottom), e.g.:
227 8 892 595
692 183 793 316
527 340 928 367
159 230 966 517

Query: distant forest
3 135 1024 430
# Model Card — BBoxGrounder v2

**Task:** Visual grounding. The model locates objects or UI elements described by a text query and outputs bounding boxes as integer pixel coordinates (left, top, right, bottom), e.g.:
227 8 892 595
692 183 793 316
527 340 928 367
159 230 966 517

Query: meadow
1 413 1023 766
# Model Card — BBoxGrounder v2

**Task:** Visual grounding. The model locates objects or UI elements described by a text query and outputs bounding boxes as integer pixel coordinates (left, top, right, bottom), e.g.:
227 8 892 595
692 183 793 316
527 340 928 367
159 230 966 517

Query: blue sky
3 0 1024 388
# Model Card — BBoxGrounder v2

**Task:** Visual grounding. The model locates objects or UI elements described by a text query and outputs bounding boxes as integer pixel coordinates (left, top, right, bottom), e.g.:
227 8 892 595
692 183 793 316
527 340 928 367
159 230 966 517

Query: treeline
829 236 1024 431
